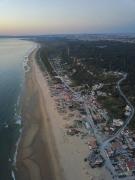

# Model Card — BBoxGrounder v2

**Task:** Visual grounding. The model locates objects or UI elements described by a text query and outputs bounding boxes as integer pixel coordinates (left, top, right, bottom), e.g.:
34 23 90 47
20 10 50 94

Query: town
38 39 135 180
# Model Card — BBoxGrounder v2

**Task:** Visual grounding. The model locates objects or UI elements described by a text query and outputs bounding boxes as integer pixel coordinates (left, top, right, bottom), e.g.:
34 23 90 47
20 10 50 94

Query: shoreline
16 48 64 180
12 45 37 180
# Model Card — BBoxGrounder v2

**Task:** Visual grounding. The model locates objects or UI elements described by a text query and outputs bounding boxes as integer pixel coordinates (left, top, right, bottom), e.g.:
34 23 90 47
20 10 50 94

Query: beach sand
16 50 63 180
16 49 111 180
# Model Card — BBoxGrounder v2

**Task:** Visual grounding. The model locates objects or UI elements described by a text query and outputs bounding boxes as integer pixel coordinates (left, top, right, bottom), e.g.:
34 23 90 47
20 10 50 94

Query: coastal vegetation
38 38 135 128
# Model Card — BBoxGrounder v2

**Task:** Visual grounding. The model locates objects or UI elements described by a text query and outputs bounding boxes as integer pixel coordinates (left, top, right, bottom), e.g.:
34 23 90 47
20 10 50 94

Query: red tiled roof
127 161 135 170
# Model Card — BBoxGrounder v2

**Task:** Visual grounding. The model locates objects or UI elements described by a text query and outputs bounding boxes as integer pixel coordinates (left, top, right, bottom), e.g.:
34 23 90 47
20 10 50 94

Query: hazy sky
0 0 135 35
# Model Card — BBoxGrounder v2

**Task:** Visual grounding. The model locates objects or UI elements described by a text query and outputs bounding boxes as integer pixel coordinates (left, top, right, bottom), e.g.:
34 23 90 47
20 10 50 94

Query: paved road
40 54 135 180
100 74 135 179
102 74 134 148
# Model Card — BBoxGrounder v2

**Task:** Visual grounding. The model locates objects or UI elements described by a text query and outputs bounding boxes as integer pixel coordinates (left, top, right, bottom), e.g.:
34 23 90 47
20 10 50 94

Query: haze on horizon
0 0 135 35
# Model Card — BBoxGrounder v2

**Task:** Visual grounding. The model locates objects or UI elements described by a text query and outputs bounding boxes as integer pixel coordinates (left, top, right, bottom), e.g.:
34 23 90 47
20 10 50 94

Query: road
102 74 134 148
39 51 135 180
100 74 135 179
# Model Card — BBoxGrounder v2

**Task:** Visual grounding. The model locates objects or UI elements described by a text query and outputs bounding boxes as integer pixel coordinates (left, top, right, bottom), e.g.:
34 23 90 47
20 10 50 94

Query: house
113 119 123 127
125 105 131 112
126 161 135 171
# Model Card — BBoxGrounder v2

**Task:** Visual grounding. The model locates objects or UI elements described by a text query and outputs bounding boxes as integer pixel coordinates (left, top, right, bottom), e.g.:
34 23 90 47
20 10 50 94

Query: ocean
0 38 35 180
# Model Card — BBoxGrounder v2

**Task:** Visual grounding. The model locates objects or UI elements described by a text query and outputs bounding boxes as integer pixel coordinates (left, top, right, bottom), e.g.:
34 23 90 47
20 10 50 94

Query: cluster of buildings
47 56 135 179
87 149 104 168
105 129 135 178
86 137 105 168
86 82 133 136
48 77 89 137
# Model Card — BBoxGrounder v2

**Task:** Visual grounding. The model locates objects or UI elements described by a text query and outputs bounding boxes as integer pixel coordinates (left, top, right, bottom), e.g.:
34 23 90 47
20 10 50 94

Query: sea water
0 38 35 180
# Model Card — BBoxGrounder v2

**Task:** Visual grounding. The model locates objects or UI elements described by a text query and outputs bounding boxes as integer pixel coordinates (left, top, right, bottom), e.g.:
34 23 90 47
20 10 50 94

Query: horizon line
0 32 135 37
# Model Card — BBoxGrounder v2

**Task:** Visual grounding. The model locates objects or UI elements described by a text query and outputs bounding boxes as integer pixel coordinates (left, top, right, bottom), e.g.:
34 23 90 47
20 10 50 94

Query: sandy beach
16 49 63 180
16 48 111 180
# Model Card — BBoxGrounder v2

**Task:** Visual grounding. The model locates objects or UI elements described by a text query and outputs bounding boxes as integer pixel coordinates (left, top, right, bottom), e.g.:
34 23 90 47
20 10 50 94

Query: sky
0 0 135 35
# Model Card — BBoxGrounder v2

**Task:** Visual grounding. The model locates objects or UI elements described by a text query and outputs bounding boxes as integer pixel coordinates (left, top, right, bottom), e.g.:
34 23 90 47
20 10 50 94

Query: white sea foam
13 126 22 165
11 170 16 180
23 43 38 73
12 115 22 180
